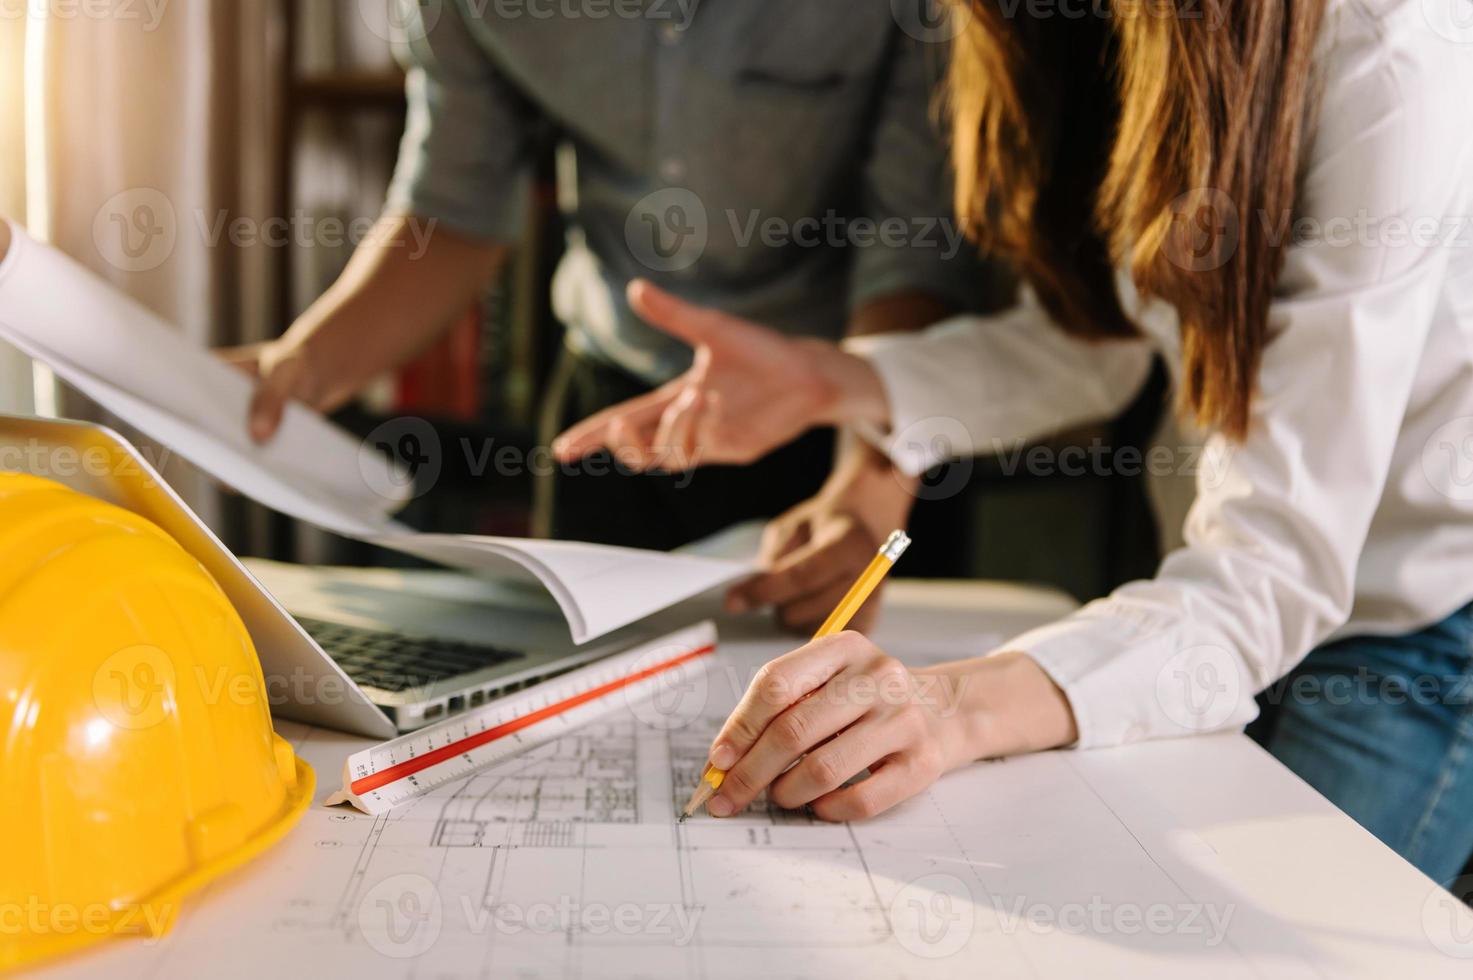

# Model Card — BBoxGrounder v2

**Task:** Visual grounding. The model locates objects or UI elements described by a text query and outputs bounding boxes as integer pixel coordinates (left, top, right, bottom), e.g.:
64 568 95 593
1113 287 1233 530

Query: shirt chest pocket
728 0 894 93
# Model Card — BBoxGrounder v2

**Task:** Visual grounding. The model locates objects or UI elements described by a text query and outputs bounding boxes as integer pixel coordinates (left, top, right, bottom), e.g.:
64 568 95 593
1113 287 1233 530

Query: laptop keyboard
295 616 527 693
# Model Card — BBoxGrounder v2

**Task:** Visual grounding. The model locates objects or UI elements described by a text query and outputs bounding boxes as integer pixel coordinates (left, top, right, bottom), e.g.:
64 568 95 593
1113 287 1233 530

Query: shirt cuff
842 324 983 478
384 66 533 245
384 171 530 246
1004 603 1260 749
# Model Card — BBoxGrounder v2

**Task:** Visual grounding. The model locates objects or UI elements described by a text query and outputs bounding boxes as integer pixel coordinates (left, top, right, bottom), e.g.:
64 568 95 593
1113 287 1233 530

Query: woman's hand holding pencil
681 532 1080 822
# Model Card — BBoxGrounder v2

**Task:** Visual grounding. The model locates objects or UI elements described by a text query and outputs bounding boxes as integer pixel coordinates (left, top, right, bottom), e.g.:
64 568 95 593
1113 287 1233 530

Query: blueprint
31 632 1339 980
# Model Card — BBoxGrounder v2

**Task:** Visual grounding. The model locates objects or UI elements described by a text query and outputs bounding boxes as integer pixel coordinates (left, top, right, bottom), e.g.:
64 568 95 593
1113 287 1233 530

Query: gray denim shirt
386 0 986 384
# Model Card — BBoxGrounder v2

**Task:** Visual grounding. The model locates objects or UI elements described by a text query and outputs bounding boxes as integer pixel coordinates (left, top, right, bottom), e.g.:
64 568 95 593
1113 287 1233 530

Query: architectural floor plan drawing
323 716 902 978
38 638 1324 980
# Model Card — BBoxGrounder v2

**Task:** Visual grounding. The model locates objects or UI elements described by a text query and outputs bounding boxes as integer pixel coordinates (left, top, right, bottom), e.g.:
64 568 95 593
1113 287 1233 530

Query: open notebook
0 222 753 643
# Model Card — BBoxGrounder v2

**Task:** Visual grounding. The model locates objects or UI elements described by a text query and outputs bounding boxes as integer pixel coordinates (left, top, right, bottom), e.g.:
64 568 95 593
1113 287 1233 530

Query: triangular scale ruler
327 622 717 814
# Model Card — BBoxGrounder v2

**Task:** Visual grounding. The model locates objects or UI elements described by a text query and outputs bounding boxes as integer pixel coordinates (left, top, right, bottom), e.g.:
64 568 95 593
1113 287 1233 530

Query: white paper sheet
0 228 411 536
0 222 752 642
31 636 1351 980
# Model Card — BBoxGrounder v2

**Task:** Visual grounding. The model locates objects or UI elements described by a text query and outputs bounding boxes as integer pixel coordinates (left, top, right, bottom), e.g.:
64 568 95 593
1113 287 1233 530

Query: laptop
0 414 656 739
241 558 639 732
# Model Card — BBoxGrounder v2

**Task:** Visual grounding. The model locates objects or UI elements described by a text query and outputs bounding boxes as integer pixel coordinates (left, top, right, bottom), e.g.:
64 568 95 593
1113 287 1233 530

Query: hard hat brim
5 757 315 972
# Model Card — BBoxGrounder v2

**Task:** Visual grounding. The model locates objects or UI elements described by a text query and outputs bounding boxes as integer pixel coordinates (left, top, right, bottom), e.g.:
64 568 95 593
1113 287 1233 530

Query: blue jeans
1248 603 1473 887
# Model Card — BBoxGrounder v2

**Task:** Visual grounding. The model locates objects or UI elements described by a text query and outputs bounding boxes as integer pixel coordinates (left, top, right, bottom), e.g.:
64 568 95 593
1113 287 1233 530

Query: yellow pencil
679 529 912 821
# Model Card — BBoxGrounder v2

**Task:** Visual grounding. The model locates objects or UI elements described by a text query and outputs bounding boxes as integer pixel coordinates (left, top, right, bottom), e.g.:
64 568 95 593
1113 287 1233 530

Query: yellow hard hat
0 473 313 972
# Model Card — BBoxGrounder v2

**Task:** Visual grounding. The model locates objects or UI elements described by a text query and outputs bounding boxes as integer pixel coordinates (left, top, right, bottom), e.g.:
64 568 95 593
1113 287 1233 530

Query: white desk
33 580 1473 979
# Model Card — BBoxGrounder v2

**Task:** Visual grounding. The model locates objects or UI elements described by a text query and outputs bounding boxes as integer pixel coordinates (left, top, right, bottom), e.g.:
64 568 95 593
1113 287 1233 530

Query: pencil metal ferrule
879 530 911 563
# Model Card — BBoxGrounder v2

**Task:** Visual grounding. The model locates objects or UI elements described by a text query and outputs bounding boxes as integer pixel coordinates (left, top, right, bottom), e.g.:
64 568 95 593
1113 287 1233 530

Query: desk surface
33 579 1473 979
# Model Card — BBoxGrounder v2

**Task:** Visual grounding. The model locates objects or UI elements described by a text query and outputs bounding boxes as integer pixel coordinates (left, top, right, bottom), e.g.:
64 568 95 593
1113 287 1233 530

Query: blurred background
0 0 1189 603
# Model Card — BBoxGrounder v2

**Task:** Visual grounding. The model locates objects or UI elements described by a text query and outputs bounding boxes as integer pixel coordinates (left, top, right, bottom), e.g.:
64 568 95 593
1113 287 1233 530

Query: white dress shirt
848 0 1473 747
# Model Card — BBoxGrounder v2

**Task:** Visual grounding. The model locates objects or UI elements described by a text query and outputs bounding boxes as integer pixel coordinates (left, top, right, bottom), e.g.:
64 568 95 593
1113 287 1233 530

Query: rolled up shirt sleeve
1004 17 1457 747
843 290 1155 477
385 0 537 243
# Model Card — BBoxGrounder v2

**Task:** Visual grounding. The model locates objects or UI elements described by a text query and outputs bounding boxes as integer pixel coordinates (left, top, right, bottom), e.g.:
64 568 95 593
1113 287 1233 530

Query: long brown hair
946 0 1327 438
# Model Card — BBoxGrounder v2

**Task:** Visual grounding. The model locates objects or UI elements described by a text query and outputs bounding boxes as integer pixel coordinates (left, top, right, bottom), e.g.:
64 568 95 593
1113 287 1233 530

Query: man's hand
217 213 506 444
553 280 889 472
219 338 338 443
729 440 918 633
